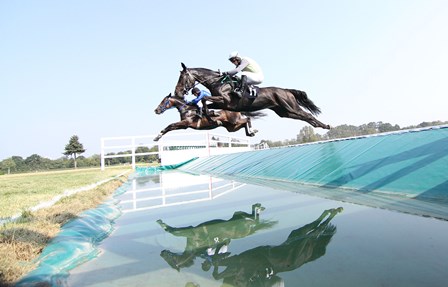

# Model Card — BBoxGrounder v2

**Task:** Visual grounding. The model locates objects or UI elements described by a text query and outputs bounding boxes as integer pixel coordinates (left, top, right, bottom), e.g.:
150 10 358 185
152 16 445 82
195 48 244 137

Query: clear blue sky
1 0 447 160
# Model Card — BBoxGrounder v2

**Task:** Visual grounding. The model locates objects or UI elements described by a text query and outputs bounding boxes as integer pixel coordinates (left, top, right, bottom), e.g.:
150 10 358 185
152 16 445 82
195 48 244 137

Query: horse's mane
189 67 220 77
172 95 186 101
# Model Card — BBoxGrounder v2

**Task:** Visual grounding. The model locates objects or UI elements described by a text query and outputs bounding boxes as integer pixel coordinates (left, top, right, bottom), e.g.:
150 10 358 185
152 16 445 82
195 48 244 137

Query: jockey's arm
187 98 200 105
226 58 249 76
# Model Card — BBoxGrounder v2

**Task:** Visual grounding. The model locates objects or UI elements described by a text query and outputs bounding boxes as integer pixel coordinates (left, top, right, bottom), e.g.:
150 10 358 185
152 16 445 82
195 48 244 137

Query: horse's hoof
253 129 258 133
153 137 160 142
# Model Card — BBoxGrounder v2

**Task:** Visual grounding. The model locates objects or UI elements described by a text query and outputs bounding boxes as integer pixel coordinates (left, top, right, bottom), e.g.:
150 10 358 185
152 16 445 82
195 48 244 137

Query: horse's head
174 63 196 97
154 93 175 114
174 63 223 97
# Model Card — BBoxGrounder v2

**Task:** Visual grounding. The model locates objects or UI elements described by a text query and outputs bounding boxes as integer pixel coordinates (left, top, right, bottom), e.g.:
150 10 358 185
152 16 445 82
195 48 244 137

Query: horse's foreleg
153 121 189 141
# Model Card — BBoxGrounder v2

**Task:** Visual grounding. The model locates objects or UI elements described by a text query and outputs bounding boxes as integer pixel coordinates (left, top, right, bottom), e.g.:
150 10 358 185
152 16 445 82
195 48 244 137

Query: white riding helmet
228 51 239 60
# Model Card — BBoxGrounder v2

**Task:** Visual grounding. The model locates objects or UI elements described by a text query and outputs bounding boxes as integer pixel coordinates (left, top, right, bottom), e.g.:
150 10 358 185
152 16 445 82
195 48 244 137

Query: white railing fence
100 131 253 170
119 173 246 213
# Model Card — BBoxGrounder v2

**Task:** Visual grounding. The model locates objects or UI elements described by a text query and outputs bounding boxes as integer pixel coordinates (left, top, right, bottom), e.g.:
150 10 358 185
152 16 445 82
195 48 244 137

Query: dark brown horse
153 93 264 141
211 207 343 286
174 63 331 130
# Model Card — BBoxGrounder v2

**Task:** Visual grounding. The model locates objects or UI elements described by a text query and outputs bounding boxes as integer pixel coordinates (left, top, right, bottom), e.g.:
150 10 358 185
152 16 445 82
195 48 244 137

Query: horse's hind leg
304 114 331 129
244 117 258 137
272 107 331 129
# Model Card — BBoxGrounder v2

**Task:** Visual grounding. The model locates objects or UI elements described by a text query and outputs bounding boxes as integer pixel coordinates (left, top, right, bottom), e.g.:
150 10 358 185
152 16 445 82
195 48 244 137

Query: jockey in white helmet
224 51 264 97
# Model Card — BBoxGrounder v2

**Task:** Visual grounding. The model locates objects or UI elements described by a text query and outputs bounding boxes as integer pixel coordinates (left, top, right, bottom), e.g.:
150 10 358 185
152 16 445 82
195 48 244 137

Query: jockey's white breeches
242 71 264 85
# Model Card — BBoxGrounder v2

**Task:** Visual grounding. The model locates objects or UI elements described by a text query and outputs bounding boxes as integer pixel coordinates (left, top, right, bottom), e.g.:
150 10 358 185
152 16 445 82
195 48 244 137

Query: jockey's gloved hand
221 72 228 76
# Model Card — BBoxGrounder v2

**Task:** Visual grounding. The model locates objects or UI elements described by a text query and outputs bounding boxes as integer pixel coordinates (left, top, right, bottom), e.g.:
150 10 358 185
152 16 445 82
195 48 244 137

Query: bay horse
153 93 264 141
174 63 331 130
156 203 277 271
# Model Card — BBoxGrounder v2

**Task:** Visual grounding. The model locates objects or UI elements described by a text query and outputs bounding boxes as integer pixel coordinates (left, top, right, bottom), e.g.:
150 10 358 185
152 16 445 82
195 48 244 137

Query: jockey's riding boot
240 75 248 94
234 75 247 98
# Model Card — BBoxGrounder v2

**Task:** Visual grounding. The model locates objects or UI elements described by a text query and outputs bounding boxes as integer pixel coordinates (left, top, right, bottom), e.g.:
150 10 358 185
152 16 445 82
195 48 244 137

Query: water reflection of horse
212 207 343 287
153 93 266 141
174 63 331 130
156 203 277 271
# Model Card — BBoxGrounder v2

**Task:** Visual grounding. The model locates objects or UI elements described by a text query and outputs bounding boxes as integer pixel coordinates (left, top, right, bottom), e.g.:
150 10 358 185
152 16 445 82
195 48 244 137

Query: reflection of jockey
223 51 264 97
188 87 210 118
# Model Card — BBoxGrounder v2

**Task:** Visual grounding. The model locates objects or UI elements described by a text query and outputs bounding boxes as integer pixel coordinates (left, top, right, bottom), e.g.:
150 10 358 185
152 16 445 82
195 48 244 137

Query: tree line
1 121 446 174
257 120 448 148
0 135 159 175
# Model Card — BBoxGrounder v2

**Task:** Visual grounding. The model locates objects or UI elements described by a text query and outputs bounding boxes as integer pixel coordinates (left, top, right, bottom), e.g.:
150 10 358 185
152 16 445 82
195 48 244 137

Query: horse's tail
242 111 267 119
288 89 321 116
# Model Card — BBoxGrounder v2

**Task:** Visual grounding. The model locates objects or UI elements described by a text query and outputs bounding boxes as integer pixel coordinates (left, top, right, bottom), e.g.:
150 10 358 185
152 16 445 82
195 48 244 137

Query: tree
11 156 25 172
63 135 86 169
296 126 322 143
24 154 51 171
326 124 360 139
0 158 16 174
378 122 400 133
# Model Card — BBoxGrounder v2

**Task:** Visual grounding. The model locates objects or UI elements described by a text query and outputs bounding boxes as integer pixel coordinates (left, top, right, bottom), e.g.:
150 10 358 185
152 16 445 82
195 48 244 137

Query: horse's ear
181 63 187 71
168 93 172 98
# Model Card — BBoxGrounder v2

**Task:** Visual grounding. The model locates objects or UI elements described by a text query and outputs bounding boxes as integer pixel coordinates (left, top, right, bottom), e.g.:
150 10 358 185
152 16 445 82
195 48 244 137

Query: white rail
119 173 246 213
100 131 253 170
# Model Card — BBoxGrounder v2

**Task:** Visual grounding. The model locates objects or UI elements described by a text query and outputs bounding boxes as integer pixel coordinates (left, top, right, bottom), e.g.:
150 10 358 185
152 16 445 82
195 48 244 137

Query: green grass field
0 167 132 285
0 167 131 218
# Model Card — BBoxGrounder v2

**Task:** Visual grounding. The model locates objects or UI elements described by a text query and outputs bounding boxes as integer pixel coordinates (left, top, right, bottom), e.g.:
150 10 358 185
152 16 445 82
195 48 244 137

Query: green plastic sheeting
179 126 448 202
15 181 132 287
135 157 198 176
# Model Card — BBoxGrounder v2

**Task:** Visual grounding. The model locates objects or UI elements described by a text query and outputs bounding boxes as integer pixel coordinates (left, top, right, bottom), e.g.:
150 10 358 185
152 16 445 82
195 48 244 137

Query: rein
182 69 223 95
158 97 189 114
170 97 190 114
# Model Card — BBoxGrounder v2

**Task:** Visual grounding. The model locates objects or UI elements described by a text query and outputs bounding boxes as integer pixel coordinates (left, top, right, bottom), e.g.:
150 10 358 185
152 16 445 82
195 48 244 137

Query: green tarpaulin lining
178 126 448 219
135 157 199 176
15 158 198 286
15 181 132 287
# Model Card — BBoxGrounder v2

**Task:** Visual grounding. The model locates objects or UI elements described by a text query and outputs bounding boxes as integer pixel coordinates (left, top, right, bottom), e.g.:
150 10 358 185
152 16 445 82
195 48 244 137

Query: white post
132 179 137 211
158 141 163 165
131 137 136 170
100 138 105 171
207 132 211 157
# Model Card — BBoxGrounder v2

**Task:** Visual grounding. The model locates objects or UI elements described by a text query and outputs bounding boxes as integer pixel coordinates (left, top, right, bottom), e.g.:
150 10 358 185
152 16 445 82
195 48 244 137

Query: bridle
157 97 174 113
180 68 223 95
158 96 189 114
181 70 197 95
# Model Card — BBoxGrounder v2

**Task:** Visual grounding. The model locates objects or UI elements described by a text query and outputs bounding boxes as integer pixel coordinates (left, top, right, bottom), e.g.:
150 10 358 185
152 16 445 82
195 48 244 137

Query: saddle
236 84 259 98
244 85 260 98
221 74 259 98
